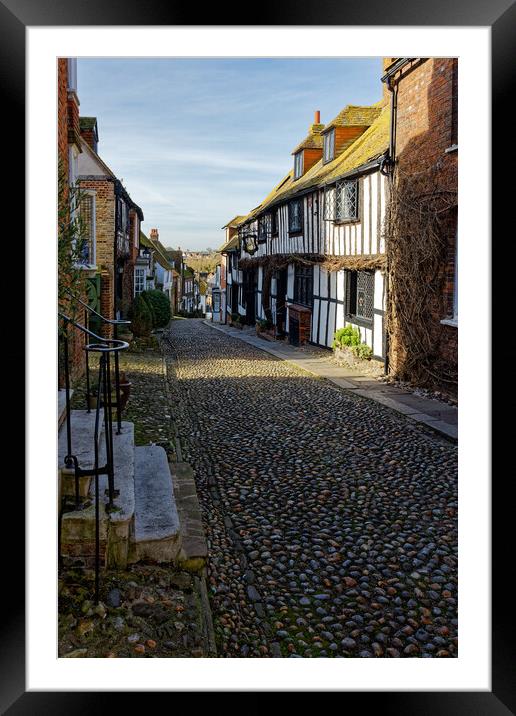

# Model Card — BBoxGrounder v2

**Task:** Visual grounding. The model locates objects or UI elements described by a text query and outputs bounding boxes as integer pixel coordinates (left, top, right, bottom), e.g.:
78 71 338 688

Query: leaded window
288 199 303 234
345 270 374 322
294 265 313 307
294 151 304 179
323 129 335 163
324 180 359 222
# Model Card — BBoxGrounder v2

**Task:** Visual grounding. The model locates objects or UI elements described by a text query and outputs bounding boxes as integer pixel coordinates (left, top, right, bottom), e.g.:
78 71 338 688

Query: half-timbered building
232 103 390 362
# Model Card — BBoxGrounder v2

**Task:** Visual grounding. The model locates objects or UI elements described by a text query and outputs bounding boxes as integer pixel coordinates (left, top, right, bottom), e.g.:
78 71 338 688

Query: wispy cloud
77 57 382 249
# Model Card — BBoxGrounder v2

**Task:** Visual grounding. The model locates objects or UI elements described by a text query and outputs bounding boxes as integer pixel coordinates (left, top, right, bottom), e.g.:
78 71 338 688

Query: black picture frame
2 0 512 711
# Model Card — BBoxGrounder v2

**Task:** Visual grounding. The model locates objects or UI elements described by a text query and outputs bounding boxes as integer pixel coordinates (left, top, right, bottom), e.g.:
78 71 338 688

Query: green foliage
58 162 89 330
141 289 171 328
129 295 153 337
332 324 372 360
332 325 361 349
351 342 373 360
231 313 241 324
256 318 272 330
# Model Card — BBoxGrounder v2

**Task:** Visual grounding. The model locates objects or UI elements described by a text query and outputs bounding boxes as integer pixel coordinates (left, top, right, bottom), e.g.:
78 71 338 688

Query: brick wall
388 58 458 396
57 59 69 185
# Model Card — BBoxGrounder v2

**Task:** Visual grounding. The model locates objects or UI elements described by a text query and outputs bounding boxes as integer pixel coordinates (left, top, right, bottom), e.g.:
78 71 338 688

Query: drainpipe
381 70 400 377
113 181 119 326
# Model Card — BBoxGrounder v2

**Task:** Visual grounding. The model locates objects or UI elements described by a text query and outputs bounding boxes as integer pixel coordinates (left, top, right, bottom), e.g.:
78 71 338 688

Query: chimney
79 117 99 153
309 110 324 135
381 58 396 106
150 228 159 242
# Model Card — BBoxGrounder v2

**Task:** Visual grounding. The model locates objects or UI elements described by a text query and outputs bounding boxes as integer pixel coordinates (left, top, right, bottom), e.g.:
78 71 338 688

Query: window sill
440 317 458 328
345 315 373 329
288 231 303 237
334 218 360 225
73 263 97 273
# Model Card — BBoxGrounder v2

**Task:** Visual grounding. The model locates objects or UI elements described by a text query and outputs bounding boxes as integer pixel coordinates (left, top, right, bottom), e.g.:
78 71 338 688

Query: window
78 191 95 265
271 210 278 236
336 180 359 221
294 151 304 179
345 270 374 323
288 199 303 234
134 268 145 295
324 180 359 222
323 129 335 163
258 216 267 243
294 265 313 307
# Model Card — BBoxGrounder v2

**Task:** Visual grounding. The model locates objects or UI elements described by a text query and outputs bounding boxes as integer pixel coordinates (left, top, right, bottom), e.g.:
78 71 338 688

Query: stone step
58 389 73 430
172 461 208 573
61 421 136 569
59 409 105 499
131 445 181 564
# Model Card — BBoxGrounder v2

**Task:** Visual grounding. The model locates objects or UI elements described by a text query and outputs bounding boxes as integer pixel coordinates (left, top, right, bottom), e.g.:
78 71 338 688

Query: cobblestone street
163 319 458 658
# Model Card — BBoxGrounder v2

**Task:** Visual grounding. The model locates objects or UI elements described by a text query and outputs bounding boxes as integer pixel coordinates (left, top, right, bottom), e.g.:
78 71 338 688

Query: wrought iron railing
58 299 130 603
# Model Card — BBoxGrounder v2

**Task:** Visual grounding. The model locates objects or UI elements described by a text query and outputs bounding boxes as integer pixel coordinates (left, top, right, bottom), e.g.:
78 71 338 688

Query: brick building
382 58 458 396
57 58 87 381
76 122 143 334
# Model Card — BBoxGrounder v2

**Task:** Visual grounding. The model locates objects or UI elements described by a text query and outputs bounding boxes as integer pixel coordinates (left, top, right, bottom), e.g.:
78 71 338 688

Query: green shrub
129 294 153 337
332 325 361 349
256 318 272 330
351 342 373 360
141 289 171 328
231 313 241 323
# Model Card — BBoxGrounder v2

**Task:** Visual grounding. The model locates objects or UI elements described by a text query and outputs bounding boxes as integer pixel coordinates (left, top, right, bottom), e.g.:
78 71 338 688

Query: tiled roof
219 234 240 252
79 116 97 130
291 123 325 154
140 231 174 270
222 215 247 229
322 103 383 132
239 106 389 222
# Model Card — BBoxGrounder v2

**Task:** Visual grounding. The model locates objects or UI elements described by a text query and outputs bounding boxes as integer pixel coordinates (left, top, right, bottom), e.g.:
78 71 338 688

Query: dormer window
323 129 335 163
294 151 304 179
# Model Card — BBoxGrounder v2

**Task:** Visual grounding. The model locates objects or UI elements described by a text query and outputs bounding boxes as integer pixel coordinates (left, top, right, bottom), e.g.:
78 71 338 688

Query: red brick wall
388 58 458 395
57 59 69 187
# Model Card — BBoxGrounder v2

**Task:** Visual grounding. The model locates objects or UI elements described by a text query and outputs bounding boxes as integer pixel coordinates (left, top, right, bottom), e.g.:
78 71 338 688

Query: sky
77 58 383 251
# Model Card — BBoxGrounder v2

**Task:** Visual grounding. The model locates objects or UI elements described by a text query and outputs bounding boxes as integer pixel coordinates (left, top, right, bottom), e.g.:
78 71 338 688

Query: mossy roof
322 103 382 132
140 231 174 270
291 130 324 154
79 116 97 131
222 215 247 229
219 234 240 252
239 106 389 224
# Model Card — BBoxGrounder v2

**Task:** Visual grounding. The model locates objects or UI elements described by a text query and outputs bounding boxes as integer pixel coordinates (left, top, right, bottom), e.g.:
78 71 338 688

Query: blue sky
77 58 383 251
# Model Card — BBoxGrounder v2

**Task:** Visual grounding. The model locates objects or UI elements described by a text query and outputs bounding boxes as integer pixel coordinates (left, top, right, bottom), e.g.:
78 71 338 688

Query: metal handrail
64 287 131 326
60 292 131 432
58 309 130 604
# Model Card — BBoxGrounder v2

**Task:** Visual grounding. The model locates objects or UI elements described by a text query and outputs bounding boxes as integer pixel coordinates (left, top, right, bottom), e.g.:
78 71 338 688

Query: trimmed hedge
129 294 153 337
141 289 171 328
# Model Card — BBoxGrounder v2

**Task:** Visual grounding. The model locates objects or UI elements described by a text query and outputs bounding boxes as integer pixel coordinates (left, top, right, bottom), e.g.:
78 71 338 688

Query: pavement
203 320 457 442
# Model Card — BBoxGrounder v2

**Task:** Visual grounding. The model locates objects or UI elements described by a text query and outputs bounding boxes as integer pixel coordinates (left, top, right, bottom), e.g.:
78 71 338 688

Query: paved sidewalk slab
204 320 457 442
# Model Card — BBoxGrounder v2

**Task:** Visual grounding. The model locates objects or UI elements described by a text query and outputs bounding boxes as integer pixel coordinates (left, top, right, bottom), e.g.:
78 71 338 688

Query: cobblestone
163 319 458 658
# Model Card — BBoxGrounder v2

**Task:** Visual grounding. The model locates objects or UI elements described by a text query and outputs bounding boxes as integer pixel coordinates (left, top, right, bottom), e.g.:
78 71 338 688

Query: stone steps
131 445 181 564
59 406 186 571
58 408 104 499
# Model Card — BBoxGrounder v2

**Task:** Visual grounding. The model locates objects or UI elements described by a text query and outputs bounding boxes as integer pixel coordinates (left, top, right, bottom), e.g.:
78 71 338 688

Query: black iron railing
58 300 130 603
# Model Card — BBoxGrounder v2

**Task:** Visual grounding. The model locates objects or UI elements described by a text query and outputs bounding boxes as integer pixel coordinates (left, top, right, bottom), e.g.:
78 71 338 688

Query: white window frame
294 151 304 179
134 267 146 296
323 128 335 163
